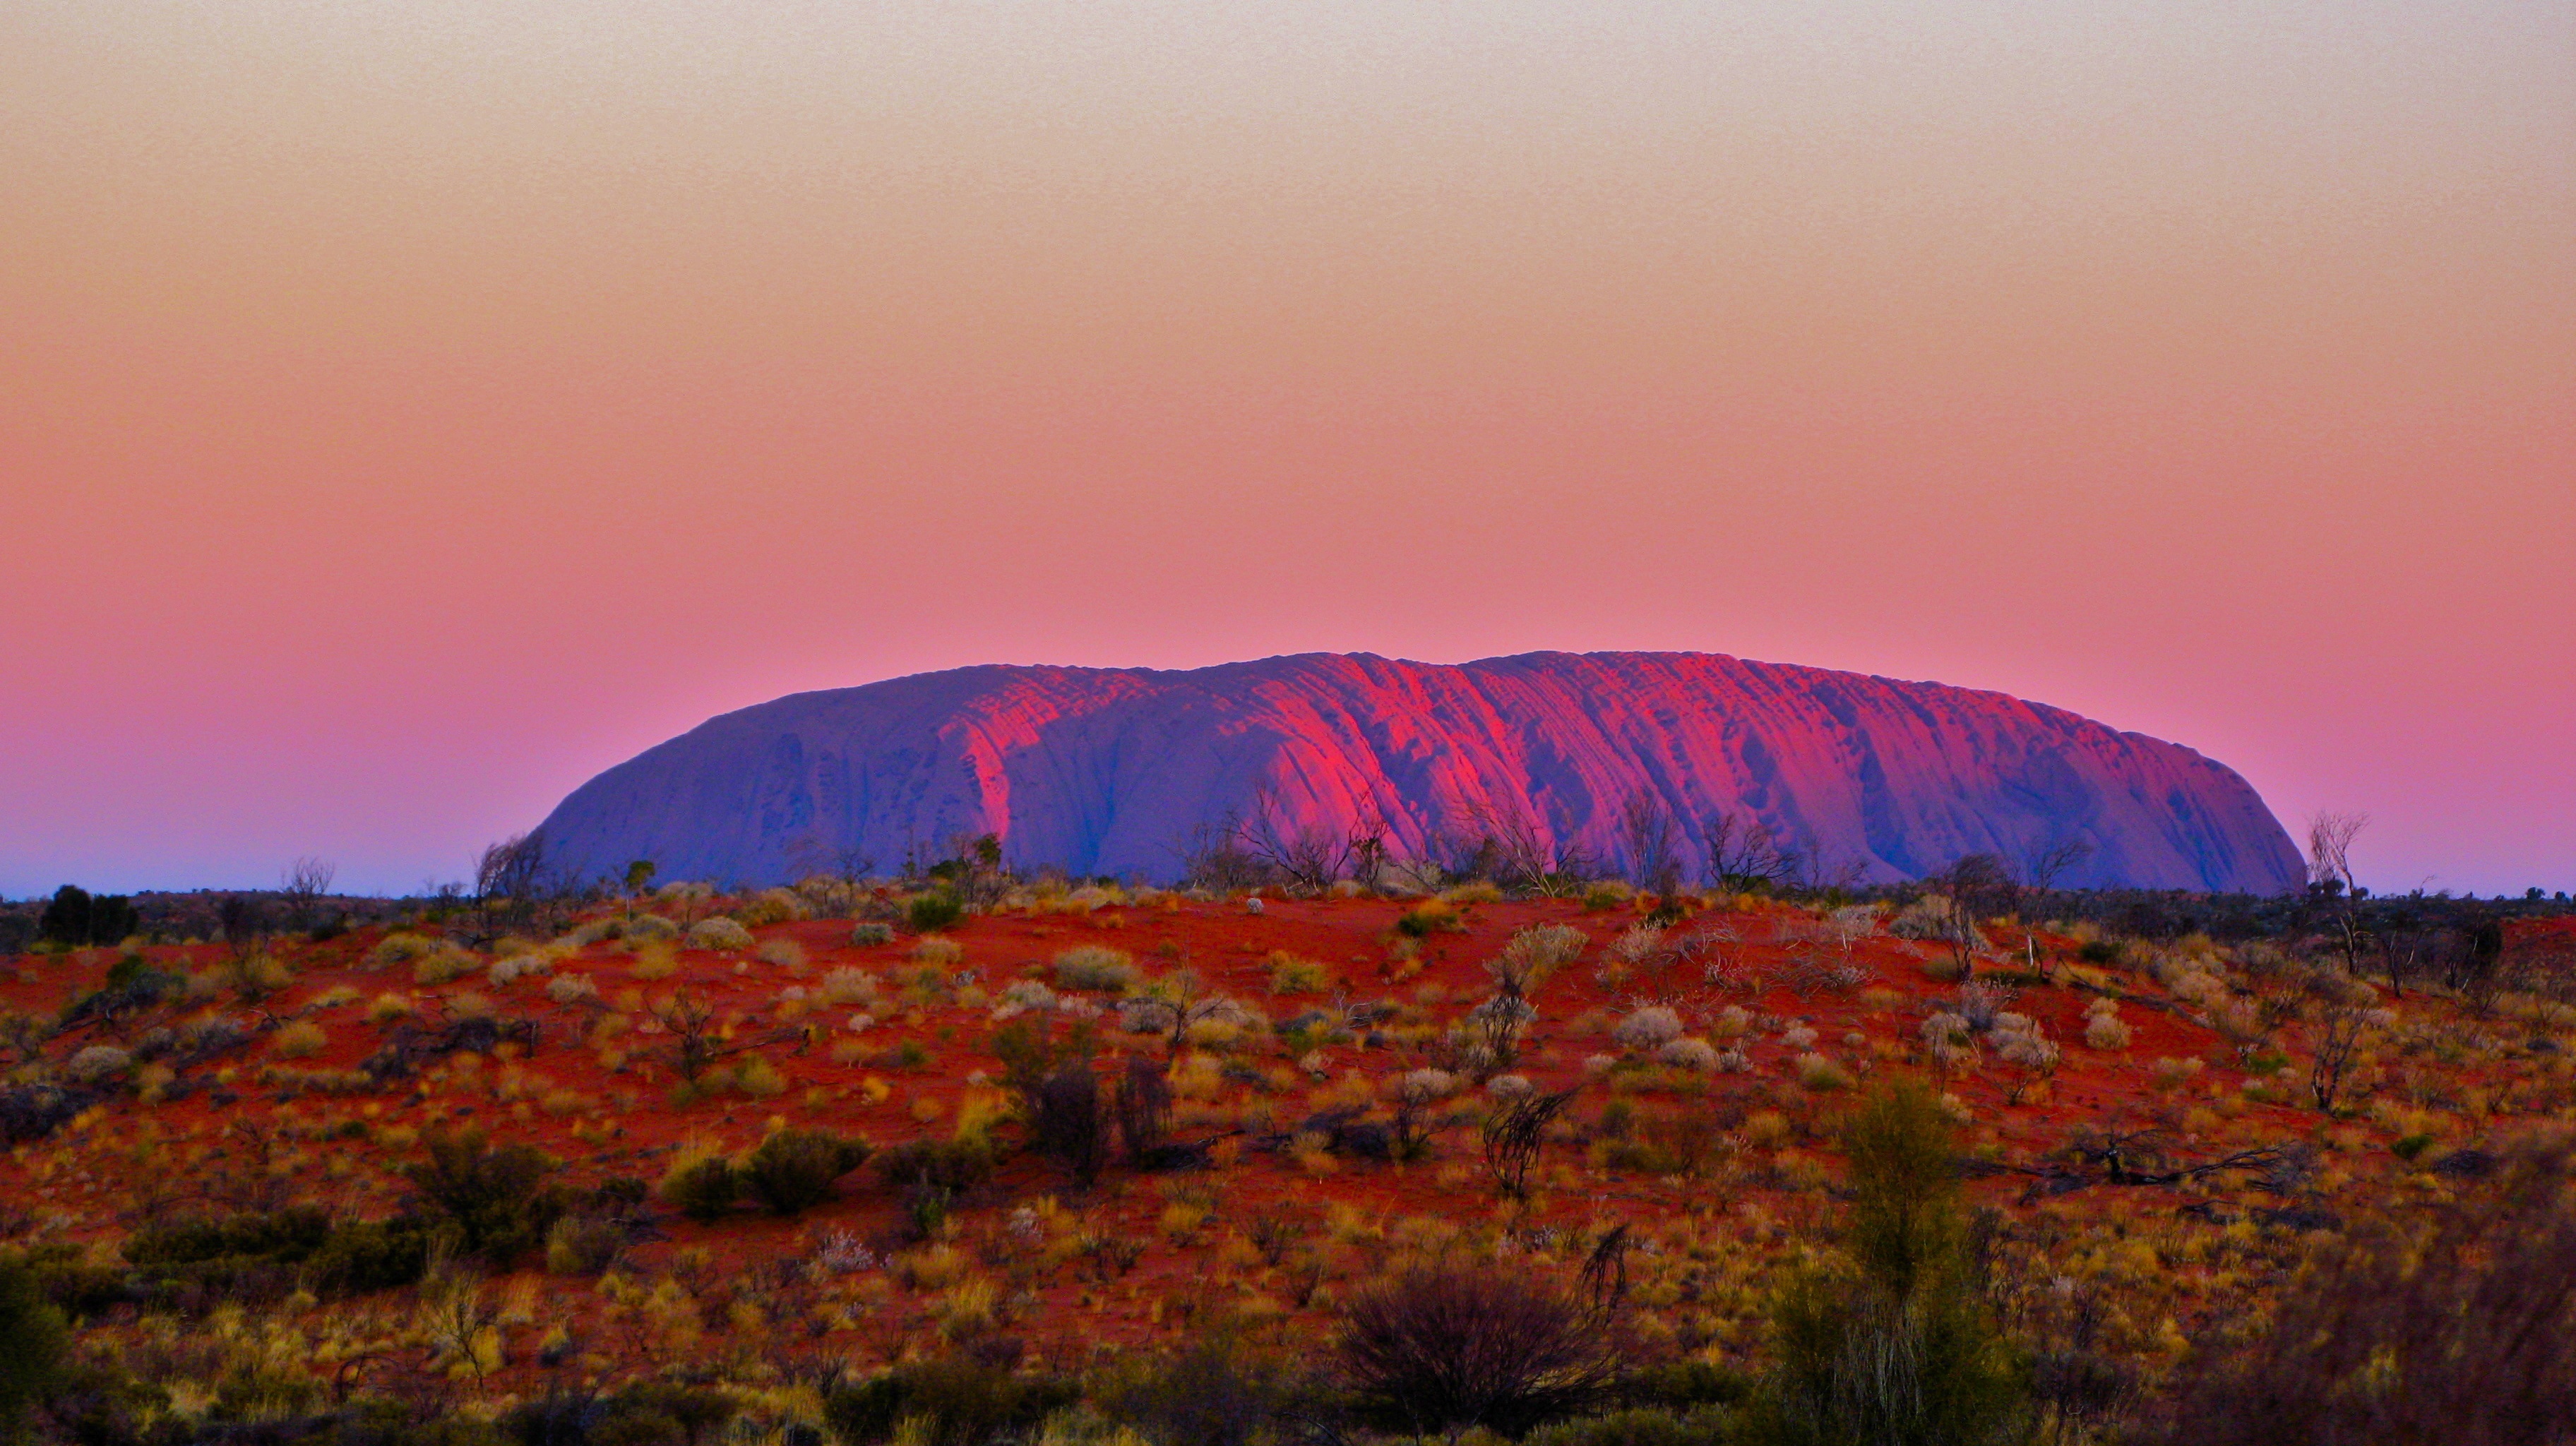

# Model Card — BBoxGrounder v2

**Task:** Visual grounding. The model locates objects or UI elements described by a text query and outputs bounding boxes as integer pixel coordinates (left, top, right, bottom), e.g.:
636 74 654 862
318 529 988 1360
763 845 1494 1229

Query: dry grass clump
544 972 600 1005
686 918 755 952
1611 1006 1683 1050
733 888 812 926
271 1020 328 1058
408 943 482 986
754 938 808 971
1054 945 1139 993
2082 996 2133 1051
821 967 880 1006
1266 951 1332 996
910 936 965 968
369 932 439 969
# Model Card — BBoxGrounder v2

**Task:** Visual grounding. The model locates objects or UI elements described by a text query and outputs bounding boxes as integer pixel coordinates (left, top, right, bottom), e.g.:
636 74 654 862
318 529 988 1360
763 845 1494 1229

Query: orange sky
3 1 2570 895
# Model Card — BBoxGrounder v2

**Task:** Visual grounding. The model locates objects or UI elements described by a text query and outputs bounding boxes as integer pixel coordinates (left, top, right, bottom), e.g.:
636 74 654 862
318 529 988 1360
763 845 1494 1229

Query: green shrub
822 1357 1079 1446
309 1217 443 1293
543 1215 631 1275
403 1128 565 1261
905 894 966 933
125 1207 334 1272
0 1255 70 1440
515 1383 739 1446
739 1129 873 1216
658 1154 742 1224
1740 1079 2028 1446
850 922 896 947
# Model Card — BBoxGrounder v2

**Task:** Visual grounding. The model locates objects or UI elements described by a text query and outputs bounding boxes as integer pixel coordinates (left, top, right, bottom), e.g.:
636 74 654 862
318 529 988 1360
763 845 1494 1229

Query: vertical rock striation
532 652 2305 893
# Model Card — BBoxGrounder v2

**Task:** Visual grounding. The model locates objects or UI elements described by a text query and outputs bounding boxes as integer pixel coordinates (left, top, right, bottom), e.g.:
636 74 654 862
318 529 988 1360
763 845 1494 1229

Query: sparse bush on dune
905 892 966 933
850 921 896 947
271 1020 328 1058
544 971 599 1005
1612 1006 1683 1051
404 1127 565 1262
821 965 881 1005
686 917 755 952
1266 950 1332 995
1488 922 1589 995
487 951 552 986
2082 997 2132 1051
65 1044 132 1083
411 943 482 986
734 887 812 927
369 932 439 969
1658 1037 1720 1072
1054 945 1140 993
622 913 681 944
739 1128 871 1216
755 936 808 970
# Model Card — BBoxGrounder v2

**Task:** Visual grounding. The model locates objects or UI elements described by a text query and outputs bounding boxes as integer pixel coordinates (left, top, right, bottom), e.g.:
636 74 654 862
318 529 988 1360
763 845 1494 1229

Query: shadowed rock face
532 652 2305 894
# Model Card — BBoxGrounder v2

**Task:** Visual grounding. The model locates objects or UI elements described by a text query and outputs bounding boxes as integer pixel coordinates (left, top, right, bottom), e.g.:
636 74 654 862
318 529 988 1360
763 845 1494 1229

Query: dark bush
873 1137 996 1197
0 1085 88 1146
905 894 965 933
874 1137 996 1239
1100 1335 1309 1446
1524 1407 1730 1446
660 1157 742 1224
739 1130 872 1216
126 1207 335 1271
1621 1362 1753 1413
990 1018 1104 1183
309 1217 443 1293
119 1207 340 1308
822 1357 1077 1446
1335 1263 1624 1437
404 1129 565 1260
2142 1138 2576 1445
1031 1068 1107 1185
0 1253 71 1440
1114 1056 1174 1165
39 886 138 948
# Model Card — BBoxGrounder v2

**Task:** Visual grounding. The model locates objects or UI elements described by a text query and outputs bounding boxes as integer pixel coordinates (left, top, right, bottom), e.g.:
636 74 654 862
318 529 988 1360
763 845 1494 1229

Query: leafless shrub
1335 1262 1624 1436
1114 1056 1175 1165
1482 1085 1579 1200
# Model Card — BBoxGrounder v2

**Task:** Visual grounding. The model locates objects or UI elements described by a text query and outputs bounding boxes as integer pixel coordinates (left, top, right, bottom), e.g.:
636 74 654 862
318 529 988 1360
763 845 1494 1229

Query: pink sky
3 1 2570 897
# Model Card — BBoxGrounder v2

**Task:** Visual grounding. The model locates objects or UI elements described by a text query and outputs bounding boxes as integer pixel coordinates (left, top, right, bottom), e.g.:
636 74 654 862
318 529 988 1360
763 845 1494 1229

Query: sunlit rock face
533 652 2304 894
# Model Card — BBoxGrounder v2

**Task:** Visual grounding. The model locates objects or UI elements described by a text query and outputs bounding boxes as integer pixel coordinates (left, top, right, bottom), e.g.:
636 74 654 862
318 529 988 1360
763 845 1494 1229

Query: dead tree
1617 794 1684 897
1702 811 1798 893
1482 1086 1580 1200
280 856 337 933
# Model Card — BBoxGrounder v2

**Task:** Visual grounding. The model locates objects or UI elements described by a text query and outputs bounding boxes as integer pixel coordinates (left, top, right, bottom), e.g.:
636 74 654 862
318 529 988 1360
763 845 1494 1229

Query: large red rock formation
532 652 2304 893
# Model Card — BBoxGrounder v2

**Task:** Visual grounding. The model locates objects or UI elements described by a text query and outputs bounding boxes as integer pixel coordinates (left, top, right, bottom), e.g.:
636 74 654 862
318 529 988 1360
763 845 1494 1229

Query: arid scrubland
3 868 2574 1445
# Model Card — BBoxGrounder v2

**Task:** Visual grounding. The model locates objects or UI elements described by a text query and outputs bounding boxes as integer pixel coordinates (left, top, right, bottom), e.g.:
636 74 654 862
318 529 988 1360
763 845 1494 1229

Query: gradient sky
4 1 2570 898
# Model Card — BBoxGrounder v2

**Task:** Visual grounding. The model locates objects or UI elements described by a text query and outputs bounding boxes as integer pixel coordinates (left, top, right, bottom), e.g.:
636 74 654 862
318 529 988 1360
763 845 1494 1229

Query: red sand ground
5 895 2570 1398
